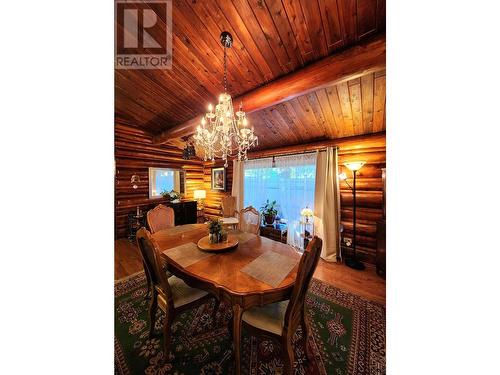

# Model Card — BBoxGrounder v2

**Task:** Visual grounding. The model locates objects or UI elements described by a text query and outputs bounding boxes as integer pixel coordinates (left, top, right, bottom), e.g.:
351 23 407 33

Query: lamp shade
193 190 206 199
344 161 366 171
300 207 314 217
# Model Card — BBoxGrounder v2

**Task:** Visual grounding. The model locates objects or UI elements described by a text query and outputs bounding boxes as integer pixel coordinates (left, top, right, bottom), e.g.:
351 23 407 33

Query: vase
264 214 276 225
209 233 221 244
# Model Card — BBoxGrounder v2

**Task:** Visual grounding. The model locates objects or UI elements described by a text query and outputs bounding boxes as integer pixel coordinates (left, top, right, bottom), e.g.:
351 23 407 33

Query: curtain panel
314 147 341 262
231 159 245 212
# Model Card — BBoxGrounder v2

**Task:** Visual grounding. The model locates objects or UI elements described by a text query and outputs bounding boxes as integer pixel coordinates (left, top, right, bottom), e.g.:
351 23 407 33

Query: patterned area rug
115 272 385 375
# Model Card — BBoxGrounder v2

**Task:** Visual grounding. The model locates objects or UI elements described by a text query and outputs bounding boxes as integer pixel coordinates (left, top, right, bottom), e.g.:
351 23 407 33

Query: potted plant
161 189 181 203
161 190 171 201
169 190 181 203
260 199 278 225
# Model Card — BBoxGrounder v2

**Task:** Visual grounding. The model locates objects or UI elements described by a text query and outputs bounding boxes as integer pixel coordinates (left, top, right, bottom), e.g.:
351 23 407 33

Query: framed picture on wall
211 167 226 191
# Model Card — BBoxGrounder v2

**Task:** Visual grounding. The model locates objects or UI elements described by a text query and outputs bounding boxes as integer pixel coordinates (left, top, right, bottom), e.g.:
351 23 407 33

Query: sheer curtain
244 153 316 249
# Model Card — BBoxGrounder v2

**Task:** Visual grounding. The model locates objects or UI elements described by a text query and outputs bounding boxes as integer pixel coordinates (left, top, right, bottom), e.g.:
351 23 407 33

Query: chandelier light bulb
208 103 213 111
242 118 248 126
201 117 206 126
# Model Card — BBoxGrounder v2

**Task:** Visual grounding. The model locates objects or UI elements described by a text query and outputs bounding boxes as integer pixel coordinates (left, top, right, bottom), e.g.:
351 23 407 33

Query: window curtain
173 171 180 192
231 159 244 212
314 147 341 262
244 153 316 249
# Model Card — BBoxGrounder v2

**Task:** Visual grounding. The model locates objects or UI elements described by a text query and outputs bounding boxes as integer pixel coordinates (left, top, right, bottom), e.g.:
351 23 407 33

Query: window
148 167 185 199
244 153 316 248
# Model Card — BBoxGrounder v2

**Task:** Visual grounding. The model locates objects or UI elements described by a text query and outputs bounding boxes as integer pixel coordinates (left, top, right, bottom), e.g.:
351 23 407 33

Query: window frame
148 167 186 199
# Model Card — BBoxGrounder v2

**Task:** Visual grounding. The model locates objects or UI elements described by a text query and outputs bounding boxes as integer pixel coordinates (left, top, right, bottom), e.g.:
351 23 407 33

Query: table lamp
193 189 206 210
300 207 314 223
341 161 366 270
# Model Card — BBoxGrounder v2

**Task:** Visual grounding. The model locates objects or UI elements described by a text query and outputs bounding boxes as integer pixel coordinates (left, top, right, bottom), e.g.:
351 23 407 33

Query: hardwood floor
115 238 385 305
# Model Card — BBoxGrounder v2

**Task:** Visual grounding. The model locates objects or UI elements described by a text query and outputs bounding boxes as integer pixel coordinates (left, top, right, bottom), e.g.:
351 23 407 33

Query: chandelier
193 31 258 167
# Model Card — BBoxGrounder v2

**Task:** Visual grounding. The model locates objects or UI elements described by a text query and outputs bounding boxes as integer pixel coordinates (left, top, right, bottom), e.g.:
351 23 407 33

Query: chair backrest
147 204 175 233
238 206 261 234
136 228 174 305
221 196 237 218
283 236 323 335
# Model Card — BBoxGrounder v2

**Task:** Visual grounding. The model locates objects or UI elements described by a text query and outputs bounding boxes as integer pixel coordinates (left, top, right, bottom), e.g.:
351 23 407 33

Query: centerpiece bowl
197 234 239 252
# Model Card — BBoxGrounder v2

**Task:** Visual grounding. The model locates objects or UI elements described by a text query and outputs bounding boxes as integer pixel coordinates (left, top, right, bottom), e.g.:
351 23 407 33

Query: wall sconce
130 174 140 189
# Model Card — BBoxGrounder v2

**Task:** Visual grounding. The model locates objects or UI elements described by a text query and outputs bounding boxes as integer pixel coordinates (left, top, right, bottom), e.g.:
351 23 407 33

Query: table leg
232 304 243 375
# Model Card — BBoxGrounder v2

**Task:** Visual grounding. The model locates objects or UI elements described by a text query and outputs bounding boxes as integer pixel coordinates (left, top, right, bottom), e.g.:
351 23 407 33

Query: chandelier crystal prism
193 31 258 167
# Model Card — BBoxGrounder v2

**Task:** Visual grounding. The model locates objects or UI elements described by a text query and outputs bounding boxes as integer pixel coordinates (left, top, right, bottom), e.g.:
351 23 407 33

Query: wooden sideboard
168 200 197 226
376 219 386 278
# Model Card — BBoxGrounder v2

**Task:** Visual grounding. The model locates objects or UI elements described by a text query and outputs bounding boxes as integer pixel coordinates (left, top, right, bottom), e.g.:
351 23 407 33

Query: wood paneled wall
201 133 385 265
114 124 204 238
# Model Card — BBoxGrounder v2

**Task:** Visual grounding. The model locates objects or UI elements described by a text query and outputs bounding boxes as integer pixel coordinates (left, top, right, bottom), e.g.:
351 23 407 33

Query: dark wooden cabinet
376 219 386 278
260 223 287 244
169 201 197 226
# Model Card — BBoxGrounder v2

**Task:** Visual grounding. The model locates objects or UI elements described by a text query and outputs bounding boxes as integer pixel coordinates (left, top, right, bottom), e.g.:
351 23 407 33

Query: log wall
114 124 204 238
337 134 385 265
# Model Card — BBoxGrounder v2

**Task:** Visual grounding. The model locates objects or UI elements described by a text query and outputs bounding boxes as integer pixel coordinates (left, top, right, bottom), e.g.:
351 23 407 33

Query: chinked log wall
115 124 204 238
202 132 385 266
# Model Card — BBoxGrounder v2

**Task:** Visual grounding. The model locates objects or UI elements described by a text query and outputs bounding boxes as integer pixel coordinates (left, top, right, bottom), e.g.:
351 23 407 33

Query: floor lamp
341 161 366 271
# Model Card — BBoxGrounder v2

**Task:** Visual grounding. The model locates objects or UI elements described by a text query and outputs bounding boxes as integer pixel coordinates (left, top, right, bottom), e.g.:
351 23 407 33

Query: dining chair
147 204 175 233
135 228 218 359
220 195 239 229
238 206 261 235
240 236 323 374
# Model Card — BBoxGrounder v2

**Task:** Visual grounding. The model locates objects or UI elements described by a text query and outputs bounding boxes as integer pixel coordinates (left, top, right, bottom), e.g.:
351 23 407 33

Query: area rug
115 272 385 375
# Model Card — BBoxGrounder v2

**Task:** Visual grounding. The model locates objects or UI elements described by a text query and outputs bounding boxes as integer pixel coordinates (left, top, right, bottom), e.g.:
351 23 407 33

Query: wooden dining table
152 223 301 375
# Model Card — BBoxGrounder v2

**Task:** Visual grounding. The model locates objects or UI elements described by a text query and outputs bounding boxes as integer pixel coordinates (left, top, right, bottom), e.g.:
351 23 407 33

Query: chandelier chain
223 41 227 92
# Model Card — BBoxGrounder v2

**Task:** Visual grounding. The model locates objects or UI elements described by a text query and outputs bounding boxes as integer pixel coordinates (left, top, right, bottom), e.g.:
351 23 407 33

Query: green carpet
115 272 385 374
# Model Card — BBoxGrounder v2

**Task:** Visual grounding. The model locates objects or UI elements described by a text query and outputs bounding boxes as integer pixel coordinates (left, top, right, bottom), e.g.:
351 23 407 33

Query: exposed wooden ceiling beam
246 132 386 160
152 34 386 145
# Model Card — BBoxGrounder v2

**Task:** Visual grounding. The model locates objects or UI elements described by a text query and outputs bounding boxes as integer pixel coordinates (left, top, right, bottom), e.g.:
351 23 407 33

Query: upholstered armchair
220 195 239 229
146 204 175 233
238 206 261 235
136 228 219 359
240 237 323 374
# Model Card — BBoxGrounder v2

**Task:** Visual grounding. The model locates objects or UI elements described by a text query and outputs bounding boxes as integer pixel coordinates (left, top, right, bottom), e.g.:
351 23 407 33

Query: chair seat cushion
157 276 208 308
221 217 239 225
242 300 289 336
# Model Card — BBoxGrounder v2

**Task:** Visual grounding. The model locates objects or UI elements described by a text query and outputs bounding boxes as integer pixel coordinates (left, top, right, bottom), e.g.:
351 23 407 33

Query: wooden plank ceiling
115 0 386 143
248 69 386 150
